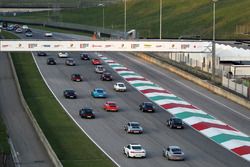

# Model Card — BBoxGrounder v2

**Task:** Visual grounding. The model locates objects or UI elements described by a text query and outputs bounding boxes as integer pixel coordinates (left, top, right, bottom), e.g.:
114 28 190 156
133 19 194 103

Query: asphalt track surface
0 52 53 167
17 30 250 167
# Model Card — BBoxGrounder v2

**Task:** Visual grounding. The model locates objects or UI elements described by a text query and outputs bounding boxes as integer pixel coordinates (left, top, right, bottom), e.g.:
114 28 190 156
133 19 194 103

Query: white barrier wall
0 40 212 52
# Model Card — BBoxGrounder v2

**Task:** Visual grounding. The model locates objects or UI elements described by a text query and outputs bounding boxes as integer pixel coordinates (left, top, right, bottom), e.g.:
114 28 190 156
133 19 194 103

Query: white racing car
44 32 53 37
58 52 69 58
123 143 146 158
114 82 127 92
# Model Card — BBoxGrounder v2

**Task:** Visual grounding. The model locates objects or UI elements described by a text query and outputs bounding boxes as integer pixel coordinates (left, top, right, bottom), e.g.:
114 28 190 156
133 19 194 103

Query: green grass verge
2 31 115 167
0 116 10 154
3 0 250 39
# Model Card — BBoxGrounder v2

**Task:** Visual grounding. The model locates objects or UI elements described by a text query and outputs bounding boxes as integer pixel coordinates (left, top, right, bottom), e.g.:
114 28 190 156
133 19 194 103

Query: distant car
91 88 107 98
22 25 28 30
47 57 56 65
103 101 119 112
15 28 23 33
163 146 185 161
139 102 155 112
25 31 33 37
63 89 77 99
124 122 143 134
79 108 95 119
65 58 76 66
100 72 113 81
123 144 146 158
95 65 105 73
37 52 47 56
6 25 14 31
71 74 83 82
13 24 20 30
80 53 90 60
58 52 69 58
167 117 184 129
92 59 101 65
114 82 126 92
44 32 53 37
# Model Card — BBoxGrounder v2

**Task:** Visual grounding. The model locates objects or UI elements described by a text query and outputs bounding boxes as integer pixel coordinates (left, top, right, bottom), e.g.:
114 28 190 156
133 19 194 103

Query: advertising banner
0 40 212 53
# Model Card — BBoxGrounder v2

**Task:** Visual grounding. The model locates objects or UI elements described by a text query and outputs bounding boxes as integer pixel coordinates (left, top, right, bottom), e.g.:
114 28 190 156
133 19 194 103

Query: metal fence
155 52 222 77
222 75 249 98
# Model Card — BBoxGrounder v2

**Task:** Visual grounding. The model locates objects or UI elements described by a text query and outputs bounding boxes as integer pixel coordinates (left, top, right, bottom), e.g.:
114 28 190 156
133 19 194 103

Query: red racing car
92 58 102 65
103 101 119 112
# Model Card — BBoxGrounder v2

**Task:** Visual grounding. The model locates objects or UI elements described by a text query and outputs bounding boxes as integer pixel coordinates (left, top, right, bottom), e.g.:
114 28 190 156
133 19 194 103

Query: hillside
2 0 250 39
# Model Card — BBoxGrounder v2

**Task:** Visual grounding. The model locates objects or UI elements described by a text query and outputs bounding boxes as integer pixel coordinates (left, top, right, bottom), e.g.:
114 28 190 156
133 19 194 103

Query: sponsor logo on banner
119 43 126 49
2 45 10 48
54 44 63 48
131 44 139 49
80 43 89 48
105 44 112 48
155 44 162 48
28 43 38 48
43 44 51 47
169 43 177 50
92 44 102 48
69 43 74 48
181 44 190 49
144 44 152 48
16 43 24 48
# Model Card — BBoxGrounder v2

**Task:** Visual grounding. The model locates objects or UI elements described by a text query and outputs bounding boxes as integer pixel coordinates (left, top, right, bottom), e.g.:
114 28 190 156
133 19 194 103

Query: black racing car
139 102 155 112
63 89 77 99
47 57 56 65
100 72 113 81
167 117 184 129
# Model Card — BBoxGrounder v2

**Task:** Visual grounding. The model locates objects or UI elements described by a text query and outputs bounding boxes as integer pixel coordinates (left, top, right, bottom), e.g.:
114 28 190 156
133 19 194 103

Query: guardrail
8 53 63 167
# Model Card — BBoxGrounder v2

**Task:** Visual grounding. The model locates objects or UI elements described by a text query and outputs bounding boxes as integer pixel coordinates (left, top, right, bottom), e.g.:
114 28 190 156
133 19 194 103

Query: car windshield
132 146 142 150
84 109 93 114
108 103 116 106
173 118 182 124
97 90 104 93
104 73 111 76
172 148 182 154
98 67 103 70
131 123 140 127
118 84 124 87
145 103 153 107
67 90 75 94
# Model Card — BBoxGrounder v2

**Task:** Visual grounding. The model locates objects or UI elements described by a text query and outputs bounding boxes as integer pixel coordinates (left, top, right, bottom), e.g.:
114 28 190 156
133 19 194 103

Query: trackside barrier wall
8 53 63 167
133 52 250 110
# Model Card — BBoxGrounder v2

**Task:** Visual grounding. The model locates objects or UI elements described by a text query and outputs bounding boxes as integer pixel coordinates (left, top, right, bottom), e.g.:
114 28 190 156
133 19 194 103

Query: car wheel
170 124 173 129
167 154 170 160
126 153 130 158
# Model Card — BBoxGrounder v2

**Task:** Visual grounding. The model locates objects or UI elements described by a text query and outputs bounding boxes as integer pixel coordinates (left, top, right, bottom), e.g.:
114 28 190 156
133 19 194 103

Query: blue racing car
91 88 107 98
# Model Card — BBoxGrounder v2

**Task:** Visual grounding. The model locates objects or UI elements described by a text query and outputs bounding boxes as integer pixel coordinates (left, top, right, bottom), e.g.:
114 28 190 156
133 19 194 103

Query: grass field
3 0 250 39
1 31 115 167
0 116 10 154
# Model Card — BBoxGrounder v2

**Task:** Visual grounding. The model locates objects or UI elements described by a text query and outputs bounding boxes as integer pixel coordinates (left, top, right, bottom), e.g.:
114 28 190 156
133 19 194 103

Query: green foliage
0 116 10 154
